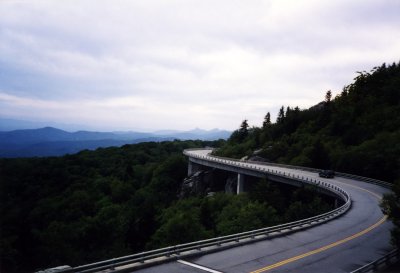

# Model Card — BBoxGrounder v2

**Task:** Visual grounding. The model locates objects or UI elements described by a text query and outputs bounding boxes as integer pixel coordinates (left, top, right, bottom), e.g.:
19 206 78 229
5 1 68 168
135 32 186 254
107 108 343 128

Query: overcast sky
0 0 399 131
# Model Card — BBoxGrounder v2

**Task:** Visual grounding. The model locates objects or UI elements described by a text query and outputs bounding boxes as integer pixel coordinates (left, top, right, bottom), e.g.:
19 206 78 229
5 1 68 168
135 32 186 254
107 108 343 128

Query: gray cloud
0 0 399 130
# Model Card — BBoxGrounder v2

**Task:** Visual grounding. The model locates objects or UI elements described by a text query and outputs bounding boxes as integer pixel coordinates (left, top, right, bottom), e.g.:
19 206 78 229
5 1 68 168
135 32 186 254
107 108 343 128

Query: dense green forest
0 140 204 271
0 139 332 272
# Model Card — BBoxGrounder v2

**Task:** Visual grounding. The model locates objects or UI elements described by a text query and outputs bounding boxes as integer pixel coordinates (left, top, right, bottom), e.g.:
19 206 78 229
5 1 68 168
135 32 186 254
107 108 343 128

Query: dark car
319 170 335 178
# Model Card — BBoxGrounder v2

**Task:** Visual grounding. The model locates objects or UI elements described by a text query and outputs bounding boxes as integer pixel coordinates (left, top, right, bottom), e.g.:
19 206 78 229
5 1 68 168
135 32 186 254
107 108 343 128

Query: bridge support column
334 198 339 208
188 161 202 176
237 173 244 194
188 161 194 176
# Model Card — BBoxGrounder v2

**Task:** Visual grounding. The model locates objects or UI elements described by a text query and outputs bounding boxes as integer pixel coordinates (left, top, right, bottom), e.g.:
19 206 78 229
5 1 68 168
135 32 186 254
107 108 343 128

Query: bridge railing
183 148 392 189
350 248 399 273
184 149 349 202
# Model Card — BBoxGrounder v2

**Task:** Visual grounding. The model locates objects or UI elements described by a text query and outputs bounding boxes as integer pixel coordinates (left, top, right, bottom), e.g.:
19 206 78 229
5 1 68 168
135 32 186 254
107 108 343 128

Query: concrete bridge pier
334 198 339 208
188 160 202 176
237 173 245 194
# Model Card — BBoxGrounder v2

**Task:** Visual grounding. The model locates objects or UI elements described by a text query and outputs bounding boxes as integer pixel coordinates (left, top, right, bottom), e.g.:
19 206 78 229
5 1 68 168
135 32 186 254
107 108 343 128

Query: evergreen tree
286 106 292 117
325 90 332 103
239 119 249 138
277 106 285 123
262 112 271 128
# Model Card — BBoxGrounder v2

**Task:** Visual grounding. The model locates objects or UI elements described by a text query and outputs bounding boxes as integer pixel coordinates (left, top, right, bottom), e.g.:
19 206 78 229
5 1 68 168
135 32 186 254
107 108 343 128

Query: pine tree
239 119 249 137
325 90 332 103
263 112 271 128
277 106 285 123
286 106 292 117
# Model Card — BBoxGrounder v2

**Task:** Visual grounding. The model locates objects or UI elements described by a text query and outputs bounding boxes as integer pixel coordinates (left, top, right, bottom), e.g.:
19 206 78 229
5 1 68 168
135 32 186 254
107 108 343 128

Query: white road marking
177 259 223 273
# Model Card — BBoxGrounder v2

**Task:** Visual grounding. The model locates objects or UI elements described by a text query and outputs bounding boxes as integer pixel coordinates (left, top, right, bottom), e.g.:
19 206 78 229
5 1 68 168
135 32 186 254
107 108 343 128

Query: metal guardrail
244 155 392 189
335 172 392 189
51 148 391 273
350 249 399 273
196 149 391 189
184 149 350 199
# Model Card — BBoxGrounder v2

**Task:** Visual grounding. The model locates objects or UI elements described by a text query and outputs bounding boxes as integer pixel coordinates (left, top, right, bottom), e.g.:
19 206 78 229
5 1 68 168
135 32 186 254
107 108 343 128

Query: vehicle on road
319 170 335 178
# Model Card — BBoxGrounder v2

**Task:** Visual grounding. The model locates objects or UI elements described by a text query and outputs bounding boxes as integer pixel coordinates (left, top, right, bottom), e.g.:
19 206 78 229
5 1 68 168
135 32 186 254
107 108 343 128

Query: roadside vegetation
215 62 400 183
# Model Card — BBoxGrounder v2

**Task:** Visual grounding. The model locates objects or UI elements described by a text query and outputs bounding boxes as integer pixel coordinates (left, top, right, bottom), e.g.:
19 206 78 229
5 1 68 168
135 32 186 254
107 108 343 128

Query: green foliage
239 119 249 138
277 106 285 123
147 198 211 248
284 187 332 221
381 180 400 247
0 140 219 272
148 184 332 246
325 90 332 102
248 179 287 213
216 196 278 235
216 61 400 182
263 112 271 128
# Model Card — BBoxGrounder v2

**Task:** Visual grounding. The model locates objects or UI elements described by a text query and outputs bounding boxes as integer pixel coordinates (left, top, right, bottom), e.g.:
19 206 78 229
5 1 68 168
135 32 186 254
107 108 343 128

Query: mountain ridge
0 127 230 157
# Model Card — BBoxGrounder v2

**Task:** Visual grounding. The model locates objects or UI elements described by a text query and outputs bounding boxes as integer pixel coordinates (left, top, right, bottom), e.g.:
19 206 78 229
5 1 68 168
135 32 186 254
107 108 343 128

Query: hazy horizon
0 117 232 133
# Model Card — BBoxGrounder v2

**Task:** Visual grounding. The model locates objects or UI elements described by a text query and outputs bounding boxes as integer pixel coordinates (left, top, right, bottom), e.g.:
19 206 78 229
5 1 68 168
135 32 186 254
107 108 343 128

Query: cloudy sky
0 0 399 131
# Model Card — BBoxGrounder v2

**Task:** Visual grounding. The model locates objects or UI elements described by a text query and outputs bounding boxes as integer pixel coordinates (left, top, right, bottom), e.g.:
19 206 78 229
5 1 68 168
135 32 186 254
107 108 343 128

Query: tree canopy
215 61 400 183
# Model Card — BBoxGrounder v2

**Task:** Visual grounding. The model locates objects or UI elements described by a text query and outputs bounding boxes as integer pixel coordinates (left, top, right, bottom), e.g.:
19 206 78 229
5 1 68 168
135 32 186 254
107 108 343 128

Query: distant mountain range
0 127 231 158
0 118 87 132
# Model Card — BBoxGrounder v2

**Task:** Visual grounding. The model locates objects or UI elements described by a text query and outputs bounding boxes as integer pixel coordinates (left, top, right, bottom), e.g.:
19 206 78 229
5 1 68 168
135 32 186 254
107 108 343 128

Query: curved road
134 149 394 273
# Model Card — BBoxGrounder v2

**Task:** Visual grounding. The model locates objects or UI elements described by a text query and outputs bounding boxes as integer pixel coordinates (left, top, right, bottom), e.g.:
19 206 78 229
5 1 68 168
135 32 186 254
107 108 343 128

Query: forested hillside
0 140 208 271
216 62 400 183
0 139 332 272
